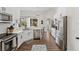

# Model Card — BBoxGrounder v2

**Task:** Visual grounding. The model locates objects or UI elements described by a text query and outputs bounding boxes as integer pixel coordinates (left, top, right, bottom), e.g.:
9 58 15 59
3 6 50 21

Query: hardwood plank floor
17 32 62 51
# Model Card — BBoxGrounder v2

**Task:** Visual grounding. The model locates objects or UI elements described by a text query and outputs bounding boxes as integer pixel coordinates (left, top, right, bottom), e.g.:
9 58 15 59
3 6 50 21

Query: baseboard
33 38 40 40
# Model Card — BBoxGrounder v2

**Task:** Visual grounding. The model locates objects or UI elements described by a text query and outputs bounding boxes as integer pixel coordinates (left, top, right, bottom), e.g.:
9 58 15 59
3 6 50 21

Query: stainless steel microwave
0 13 12 21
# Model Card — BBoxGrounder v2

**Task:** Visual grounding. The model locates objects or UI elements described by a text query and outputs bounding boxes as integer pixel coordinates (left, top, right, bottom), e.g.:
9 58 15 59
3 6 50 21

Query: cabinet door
23 31 27 42
17 32 23 48
27 30 33 40
12 37 17 48
29 30 33 40
27 31 30 40
17 34 21 48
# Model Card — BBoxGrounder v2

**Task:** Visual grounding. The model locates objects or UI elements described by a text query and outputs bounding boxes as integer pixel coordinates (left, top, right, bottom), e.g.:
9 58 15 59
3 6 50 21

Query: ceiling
14 7 56 12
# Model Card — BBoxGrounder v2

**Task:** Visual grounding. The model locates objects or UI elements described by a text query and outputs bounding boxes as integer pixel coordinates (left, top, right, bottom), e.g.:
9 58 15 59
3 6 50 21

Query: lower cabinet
27 30 33 40
17 30 33 48
17 32 23 48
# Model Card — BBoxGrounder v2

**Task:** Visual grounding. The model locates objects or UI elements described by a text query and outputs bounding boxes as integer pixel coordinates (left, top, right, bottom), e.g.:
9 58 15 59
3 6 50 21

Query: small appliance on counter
6 25 14 35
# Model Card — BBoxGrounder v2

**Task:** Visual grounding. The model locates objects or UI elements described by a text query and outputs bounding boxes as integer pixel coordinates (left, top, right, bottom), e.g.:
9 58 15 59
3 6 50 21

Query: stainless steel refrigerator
55 16 67 51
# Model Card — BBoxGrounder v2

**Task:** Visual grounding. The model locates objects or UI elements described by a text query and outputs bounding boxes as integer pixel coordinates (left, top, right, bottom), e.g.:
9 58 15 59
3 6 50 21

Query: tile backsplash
0 23 10 34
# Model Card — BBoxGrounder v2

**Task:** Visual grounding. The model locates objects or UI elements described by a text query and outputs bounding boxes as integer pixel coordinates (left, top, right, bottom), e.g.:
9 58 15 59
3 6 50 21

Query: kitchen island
12 27 43 48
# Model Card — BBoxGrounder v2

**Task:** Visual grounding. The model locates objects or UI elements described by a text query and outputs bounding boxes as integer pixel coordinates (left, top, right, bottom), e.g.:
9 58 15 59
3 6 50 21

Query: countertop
12 27 43 34
30 27 43 30
12 28 32 34
13 30 23 34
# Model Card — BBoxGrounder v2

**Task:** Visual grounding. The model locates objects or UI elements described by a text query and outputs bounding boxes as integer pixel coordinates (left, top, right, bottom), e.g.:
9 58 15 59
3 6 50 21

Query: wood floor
17 32 62 51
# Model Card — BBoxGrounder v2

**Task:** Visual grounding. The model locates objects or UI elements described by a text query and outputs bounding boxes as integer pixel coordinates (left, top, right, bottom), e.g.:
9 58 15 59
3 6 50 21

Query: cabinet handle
76 37 79 39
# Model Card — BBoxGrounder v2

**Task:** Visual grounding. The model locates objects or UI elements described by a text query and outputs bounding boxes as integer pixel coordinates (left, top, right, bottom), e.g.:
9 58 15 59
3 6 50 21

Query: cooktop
0 33 17 40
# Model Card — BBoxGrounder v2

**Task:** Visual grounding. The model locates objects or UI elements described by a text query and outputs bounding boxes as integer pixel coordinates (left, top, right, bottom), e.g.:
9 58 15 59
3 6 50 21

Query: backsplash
0 23 10 34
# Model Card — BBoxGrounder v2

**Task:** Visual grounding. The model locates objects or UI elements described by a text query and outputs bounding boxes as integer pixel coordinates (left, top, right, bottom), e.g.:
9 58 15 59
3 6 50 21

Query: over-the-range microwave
0 13 12 22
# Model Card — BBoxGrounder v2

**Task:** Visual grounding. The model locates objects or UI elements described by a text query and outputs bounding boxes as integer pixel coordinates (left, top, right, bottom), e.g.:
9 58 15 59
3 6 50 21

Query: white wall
0 7 11 34
20 10 45 27
0 7 56 34
0 7 21 34
43 8 57 34
67 8 79 51
20 8 56 28
6 7 20 27
0 23 10 34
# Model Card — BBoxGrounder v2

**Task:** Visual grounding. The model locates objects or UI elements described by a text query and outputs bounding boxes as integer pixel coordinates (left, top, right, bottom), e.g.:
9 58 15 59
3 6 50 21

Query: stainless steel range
0 33 17 51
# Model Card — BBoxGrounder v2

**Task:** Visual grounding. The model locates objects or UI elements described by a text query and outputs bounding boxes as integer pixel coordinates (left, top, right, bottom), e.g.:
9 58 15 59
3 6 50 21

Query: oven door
4 37 17 51
4 39 13 51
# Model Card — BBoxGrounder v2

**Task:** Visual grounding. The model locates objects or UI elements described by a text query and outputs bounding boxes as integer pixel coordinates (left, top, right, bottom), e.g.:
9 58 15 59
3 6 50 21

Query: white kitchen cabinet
17 32 23 48
22 30 28 42
17 30 33 48
25 30 33 41
28 30 33 40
